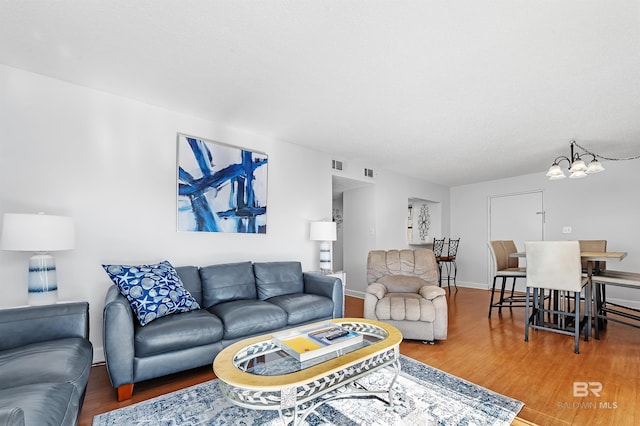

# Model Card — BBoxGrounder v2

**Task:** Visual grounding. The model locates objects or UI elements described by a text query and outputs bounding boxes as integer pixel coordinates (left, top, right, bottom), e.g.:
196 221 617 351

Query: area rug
93 356 523 425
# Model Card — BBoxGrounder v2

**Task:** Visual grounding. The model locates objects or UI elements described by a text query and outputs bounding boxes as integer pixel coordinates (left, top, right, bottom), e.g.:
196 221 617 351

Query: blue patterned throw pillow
103 260 200 326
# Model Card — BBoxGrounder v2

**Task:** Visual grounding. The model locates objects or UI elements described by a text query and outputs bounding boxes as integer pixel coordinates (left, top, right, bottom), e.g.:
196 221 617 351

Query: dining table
510 250 628 340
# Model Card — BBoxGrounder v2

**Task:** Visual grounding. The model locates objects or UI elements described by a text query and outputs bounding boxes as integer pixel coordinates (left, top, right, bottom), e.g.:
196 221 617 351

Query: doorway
332 175 373 275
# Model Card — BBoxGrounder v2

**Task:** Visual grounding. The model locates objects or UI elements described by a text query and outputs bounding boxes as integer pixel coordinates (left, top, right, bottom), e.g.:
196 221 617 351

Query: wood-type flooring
79 288 640 425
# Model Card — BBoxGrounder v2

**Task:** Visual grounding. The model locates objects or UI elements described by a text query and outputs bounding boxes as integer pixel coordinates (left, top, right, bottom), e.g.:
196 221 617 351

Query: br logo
573 382 603 397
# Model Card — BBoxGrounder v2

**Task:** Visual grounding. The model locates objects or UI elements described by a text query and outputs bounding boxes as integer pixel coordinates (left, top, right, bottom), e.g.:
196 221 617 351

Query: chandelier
546 141 605 180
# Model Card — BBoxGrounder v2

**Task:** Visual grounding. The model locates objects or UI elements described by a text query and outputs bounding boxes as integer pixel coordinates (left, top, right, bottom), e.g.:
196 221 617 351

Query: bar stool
439 238 460 291
432 238 446 287
487 240 527 318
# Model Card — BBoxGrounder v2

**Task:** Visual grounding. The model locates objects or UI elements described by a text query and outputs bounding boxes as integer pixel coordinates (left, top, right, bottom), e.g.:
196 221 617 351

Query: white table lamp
310 221 337 273
1 212 75 305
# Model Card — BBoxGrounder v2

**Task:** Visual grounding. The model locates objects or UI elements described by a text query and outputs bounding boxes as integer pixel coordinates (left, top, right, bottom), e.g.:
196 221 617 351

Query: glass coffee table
213 318 402 425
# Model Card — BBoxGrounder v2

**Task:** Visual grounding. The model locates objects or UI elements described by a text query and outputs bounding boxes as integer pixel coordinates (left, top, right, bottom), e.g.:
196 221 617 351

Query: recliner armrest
419 285 446 300
366 282 388 300
103 285 135 388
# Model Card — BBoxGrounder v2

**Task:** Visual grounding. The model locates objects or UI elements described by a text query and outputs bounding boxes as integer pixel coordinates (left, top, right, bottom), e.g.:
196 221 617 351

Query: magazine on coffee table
273 323 363 362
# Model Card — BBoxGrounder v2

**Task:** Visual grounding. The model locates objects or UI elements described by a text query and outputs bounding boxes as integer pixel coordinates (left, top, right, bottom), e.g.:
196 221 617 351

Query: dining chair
432 238 446 287
438 238 460 291
487 240 527 318
524 240 589 354
579 239 607 274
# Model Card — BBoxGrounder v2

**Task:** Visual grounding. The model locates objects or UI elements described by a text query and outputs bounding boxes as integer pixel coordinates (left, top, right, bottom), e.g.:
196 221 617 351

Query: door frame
487 190 545 288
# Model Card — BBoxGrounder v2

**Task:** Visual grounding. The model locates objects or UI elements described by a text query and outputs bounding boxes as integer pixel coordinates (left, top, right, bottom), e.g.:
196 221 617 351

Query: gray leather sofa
0 302 93 426
103 261 343 400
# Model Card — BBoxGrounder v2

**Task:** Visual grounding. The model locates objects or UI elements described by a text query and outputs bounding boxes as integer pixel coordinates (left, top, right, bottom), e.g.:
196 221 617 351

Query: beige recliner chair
364 249 448 342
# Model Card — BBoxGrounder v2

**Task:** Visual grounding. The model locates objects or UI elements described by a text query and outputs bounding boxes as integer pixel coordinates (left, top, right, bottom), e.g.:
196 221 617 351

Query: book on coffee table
307 326 361 346
273 323 363 362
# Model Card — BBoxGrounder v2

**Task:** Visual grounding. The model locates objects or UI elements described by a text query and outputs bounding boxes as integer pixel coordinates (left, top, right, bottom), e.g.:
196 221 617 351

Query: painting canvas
177 134 268 233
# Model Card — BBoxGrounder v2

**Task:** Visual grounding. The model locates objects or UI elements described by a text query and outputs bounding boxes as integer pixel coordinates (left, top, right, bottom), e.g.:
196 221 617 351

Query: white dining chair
524 240 588 354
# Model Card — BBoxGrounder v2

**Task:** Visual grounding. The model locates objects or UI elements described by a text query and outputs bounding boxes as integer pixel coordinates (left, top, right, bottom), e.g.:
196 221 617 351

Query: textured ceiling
1 1 639 186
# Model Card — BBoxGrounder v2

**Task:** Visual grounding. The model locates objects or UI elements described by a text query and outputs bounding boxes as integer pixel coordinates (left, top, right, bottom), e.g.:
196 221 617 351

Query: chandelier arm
572 141 640 161
552 156 571 166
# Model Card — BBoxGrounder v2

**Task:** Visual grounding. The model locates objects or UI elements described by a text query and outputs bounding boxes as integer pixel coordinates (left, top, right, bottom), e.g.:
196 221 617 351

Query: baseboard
604 297 640 310
449 281 489 290
485 284 640 310
345 289 365 299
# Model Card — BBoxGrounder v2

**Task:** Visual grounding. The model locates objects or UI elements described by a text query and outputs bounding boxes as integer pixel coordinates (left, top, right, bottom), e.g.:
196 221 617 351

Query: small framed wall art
177 133 268 233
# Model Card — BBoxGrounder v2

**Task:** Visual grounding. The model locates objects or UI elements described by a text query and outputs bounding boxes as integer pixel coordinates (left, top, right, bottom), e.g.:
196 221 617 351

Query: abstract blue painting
177 134 268 233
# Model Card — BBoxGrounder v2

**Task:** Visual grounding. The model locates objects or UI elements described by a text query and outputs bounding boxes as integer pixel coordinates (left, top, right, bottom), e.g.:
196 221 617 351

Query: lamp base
28 253 58 306
319 240 333 274
28 290 58 306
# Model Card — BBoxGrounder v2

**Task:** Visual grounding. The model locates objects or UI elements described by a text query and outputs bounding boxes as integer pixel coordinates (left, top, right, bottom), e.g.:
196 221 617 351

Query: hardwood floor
79 288 640 425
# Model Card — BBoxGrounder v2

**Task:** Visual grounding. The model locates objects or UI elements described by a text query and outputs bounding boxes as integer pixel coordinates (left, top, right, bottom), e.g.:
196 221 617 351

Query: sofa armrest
103 286 135 388
0 302 89 352
419 285 446 300
366 282 388 300
0 408 24 426
303 273 343 318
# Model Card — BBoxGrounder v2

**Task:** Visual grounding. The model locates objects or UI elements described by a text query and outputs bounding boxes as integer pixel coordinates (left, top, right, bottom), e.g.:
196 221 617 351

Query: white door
490 191 544 249
489 191 544 288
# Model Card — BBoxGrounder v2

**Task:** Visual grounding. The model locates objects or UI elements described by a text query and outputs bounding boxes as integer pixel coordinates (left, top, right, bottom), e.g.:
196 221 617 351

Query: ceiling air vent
332 160 343 171
364 168 374 178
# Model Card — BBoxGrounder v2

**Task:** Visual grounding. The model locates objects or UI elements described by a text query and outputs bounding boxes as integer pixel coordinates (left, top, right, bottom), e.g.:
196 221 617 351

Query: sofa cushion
200 261 257 308
0 338 92 396
134 309 224 357
103 260 200 326
175 265 203 306
253 262 304 300
0 383 78 426
267 293 334 325
209 300 287 339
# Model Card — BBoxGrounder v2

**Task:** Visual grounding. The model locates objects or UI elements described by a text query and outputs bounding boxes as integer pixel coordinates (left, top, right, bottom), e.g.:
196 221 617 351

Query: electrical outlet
562 226 572 234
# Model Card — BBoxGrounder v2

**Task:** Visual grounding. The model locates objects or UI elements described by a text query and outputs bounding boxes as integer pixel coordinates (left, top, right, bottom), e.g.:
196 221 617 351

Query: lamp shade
586 160 605 174
309 221 337 241
569 159 587 173
546 164 565 178
1 213 75 251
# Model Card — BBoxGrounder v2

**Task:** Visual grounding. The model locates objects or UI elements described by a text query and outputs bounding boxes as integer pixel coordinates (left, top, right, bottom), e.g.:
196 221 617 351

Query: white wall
0 65 333 361
451 160 640 305
7 61 635 362
343 185 377 296
342 168 450 297
375 170 450 250
332 194 344 271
